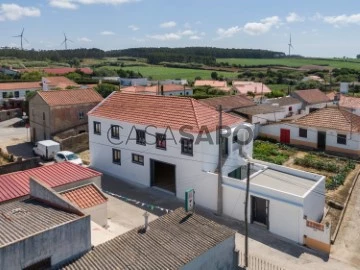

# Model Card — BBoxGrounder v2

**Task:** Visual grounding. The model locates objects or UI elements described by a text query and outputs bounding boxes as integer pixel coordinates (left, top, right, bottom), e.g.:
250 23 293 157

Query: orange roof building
232 81 272 95
42 76 79 90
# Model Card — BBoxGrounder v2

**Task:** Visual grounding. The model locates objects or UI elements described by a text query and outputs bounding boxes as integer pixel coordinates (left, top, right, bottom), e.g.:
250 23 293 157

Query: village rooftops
292 107 360 132
0 162 102 204
121 84 191 94
232 81 272 95
89 92 245 133
233 103 284 116
61 208 235 269
0 198 82 247
292 89 330 105
194 80 227 88
36 88 103 106
0 81 41 91
199 95 255 111
266 96 301 107
327 92 360 110
61 184 107 209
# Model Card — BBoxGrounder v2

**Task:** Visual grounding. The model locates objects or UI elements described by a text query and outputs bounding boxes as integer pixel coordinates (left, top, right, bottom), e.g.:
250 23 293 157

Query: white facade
163 89 193 96
0 89 33 102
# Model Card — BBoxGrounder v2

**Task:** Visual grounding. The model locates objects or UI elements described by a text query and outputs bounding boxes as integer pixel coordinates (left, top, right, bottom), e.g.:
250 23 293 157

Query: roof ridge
190 99 202 130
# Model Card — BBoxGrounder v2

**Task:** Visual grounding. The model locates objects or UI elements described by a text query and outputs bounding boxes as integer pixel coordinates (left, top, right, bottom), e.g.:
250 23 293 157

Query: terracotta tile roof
61 184 107 209
44 67 93 75
0 82 41 91
266 97 301 107
293 107 360 132
234 104 284 116
292 89 330 104
327 93 360 110
121 84 191 94
0 162 102 204
89 93 245 133
199 95 255 111
42 76 79 89
232 81 272 95
61 208 235 269
37 88 103 106
194 80 227 88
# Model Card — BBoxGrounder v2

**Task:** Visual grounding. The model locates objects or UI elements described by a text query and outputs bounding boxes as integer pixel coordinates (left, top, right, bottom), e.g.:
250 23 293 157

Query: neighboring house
327 92 360 116
291 89 330 114
232 104 286 124
42 76 79 90
61 208 238 270
122 84 193 96
0 178 91 270
302 75 325 83
29 88 103 142
232 81 272 96
88 93 329 246
265 96 302 116
161 79 188 85
120 77 148 86
0 81 41 102
259 107 360 157
199 95 256 112
194 80 232 92
43 67 93 75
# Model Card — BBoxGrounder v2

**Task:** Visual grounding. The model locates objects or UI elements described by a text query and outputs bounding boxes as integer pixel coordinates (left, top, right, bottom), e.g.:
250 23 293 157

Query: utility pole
217 105 223 216
244 159 251 268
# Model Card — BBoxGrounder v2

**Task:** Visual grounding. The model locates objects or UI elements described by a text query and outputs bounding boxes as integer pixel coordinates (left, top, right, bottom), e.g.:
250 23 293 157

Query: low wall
0 108 22 122
54 133 89 153
0 157 41 175
303 218 331 253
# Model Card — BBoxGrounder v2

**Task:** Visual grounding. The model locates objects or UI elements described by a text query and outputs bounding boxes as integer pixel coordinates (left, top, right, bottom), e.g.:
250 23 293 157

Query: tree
95 83 118 98
94 67 118 77
211 71 218 80
68 58 81 68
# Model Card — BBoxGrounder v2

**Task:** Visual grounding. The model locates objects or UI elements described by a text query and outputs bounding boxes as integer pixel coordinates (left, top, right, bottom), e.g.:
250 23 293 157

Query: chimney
143 211 150 232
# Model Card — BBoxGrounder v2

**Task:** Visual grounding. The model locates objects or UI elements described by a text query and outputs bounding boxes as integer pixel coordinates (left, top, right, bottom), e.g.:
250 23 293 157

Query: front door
317 131 326 150
280 129 290 144
251 196 269 228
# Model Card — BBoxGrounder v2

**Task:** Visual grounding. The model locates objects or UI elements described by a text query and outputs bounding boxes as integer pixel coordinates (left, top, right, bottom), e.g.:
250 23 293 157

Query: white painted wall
0 89 33 101
251 111 287 124
304 103 328 114
303 177 326 222
83 202 108 227
163 89 193 96
303 219 331 244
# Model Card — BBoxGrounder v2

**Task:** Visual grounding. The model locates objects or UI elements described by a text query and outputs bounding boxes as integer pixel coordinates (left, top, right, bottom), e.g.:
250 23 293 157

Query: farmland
217 58 360 70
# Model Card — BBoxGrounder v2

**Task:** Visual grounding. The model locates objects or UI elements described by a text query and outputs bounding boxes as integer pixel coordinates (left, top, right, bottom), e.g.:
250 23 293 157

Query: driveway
101 173 357 270
331 174 360 268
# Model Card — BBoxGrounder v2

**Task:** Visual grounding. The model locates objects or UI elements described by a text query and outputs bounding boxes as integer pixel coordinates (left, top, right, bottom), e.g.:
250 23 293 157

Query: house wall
304 103 328 114
182 236 236 270
82 202 108 227
251 111 287 124
259 123 360 156
0 216 91 270
88 116 246 212
0 88 38 102
29 94 51 142
163 89 193 96
303 177 326 222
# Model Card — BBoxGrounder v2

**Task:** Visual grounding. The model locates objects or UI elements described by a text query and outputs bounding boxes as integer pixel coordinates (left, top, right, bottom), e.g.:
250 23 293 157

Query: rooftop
42 76 79 89
62 208 235 269
292 89 330 104
292 107 360 132
0 81 41 91
89 93 245 133
0 162 102 204
0 198 81 247
199 95 255 111
194 80 227 88
251 168 317 197
61 184 108 209
266 96 301 107
121 84 191 94
36 88 103 106
233 103 284 116
327 93 360 110
232 81 272 95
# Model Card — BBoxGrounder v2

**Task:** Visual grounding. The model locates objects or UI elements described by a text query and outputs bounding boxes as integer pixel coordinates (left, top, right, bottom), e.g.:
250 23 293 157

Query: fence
53 133 89 153
0 157 40 175
238 250 286 270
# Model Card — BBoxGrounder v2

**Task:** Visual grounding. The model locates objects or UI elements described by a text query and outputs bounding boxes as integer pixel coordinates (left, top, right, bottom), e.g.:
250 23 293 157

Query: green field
217 58 360 70
105 65 237 81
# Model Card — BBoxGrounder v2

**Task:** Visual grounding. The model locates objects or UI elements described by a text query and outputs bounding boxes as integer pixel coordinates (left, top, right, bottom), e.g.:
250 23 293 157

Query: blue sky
0 0 360 57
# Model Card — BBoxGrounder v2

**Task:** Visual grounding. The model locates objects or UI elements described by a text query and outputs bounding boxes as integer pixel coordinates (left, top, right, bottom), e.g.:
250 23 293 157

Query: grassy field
104 65 237 81
217 58 360 70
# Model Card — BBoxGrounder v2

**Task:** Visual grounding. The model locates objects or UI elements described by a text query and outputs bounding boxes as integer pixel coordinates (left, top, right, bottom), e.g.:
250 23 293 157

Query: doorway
251 196 269 228
150 159 176 194
280 129 290 144
317 131 326 150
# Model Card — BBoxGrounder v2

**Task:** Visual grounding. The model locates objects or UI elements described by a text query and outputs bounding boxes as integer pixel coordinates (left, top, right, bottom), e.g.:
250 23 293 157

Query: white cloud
78 37 92 42
160 21 177 28
128 25 139 31
180 30 195 36
147 33 181 41
189 35 201 40
216 26 241 39
0 4 40 21
100 30 115 35
244 16 281 35
286 12 304 23
49 0 137 10
131 37 145 42
322 13 360 27
184 22 191 29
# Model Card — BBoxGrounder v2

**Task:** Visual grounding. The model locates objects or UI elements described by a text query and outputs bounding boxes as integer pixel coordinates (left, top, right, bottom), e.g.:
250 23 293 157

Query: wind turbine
288 34 294 57
61 33 73 50
13 28 28 50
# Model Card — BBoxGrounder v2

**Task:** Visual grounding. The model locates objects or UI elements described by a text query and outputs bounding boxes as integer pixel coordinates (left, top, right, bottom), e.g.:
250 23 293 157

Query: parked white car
54 151 83 166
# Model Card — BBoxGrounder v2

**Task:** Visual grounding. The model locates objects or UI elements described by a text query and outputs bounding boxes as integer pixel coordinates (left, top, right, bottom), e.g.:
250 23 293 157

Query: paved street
101 172 358 270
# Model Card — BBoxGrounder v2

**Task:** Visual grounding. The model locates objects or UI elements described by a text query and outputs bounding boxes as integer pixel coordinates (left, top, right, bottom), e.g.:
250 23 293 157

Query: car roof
57 151 75 155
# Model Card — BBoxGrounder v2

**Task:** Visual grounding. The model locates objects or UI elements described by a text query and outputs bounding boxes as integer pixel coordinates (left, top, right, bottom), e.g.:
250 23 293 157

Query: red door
280 129 290 144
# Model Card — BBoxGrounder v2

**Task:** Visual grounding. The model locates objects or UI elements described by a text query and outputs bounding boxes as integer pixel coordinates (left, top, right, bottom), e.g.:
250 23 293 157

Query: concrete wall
29 94 51 142
83 202 108 227
163 89 193 96
182 236 236 270
0 157 40 175
53 175 102 192
303 176 326 222
0 89 36 102
251 111 287 124
0 216 91 270
304 103 328 114
0 108 21 121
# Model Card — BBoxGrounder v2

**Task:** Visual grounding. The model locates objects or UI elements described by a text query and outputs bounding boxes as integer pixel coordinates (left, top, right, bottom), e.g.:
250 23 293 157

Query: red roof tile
44 67 93 75
199 95 255 111
61 184 107 209
121 84 191 95
0 162 102 203
89 93 245 133
0 82 41 91
293 89 330 104
37 88 103 106
232 81 272 95
42 76 79 89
